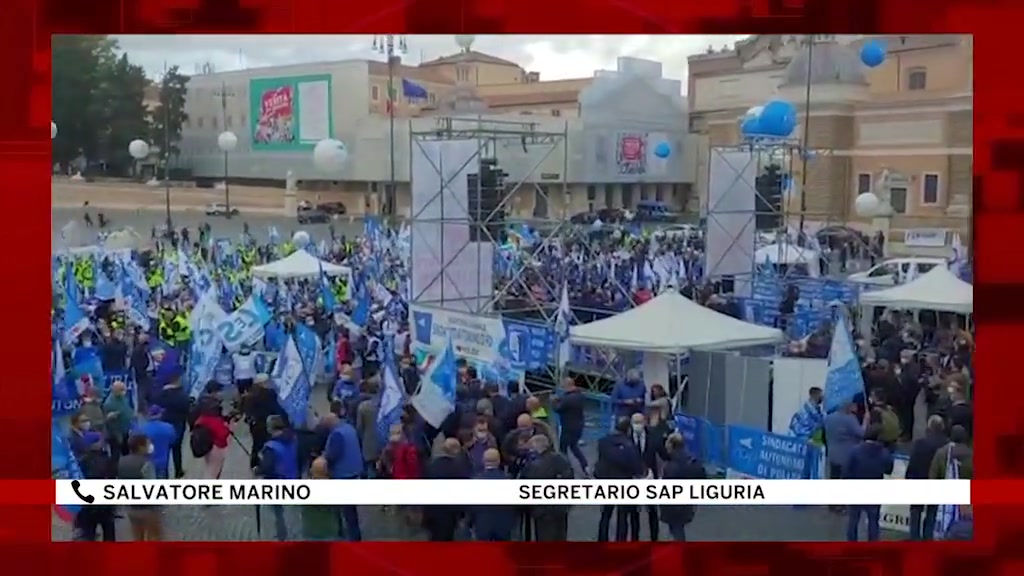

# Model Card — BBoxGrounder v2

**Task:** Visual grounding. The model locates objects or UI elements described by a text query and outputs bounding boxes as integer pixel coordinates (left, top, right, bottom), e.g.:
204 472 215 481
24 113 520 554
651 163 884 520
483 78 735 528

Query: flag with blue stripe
274 333 312 430
63 264 91 346
376 338 404 441
51 421 83 521
936 446 962 539
555 280 572 367
822 313 865 414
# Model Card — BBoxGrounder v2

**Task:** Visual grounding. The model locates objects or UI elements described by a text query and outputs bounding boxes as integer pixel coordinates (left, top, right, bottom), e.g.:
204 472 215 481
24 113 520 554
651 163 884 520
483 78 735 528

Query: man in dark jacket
552 377 589 475
629 412 668 541
422 438 471 541
73 431 117 541
595 417 644 542
471 448 516 541
906 415 947 540
844 425 894 541
521 435 574 541
660 432 706 541
244 374 290 469
130 332 153 412
153 364 191 479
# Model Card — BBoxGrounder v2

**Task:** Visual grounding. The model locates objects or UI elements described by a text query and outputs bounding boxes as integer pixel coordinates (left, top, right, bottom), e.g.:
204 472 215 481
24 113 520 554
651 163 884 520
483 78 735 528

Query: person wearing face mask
118 434 163 541
628 412 668 541
470 448 515 541
68 410 94 459
423 438 471 541
610 370 647 419
78 387 107 440
232 346 256 396
520 434 573 541
465 417 498 475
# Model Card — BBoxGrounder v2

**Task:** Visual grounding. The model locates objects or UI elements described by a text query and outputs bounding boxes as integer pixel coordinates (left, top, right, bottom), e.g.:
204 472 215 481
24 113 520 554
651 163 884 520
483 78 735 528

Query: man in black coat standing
552 377 589 475
595 417 644 542
628 412 669 541
521 435 574 541
906 415 947 540
422 438 471 541
660 432 706 541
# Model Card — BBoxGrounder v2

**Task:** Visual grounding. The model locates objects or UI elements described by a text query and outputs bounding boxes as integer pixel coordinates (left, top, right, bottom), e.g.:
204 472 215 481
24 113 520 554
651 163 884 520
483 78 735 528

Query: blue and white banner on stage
726 425 823 480
409 305 556 383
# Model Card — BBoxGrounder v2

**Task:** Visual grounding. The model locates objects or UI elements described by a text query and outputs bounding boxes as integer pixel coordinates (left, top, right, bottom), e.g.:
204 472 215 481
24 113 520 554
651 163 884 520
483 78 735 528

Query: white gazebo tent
569 291 784 354
859 266 972 314
569 292 785 427
252 250 353 280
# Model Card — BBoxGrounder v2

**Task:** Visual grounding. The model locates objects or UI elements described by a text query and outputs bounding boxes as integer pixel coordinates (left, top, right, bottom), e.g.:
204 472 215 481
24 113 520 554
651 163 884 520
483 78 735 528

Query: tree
51 35 118 167
91 53 150 174
150 65 190 166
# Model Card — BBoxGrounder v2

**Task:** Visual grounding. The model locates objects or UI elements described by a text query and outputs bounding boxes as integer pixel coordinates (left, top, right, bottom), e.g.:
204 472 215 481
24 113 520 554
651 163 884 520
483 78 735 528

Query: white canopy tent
859 266 972 314
755 243 820 277
252 250 353 280
568 292 785 354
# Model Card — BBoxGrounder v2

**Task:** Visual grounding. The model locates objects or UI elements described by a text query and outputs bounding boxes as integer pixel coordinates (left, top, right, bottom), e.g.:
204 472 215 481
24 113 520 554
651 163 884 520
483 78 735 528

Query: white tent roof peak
568 292 784 354
859 266 972 314
252 249 352 279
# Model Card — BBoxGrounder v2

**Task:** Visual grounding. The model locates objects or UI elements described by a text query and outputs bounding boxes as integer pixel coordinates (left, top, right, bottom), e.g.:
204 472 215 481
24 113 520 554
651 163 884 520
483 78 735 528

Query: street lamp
128 139 150 178
217 131 237 217
854 192 881 218
373 34 407 221
313 138 349 173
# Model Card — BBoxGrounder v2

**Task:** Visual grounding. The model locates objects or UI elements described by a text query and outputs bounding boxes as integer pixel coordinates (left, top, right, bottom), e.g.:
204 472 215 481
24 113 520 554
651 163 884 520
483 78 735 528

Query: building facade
688 34 972 247
177 37 699 219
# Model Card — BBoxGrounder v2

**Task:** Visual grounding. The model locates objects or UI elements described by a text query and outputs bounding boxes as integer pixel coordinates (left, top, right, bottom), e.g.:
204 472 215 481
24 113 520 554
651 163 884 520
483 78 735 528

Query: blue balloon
654 142 671 158
860 40 886 68
758 100 797 137
740 115 762 137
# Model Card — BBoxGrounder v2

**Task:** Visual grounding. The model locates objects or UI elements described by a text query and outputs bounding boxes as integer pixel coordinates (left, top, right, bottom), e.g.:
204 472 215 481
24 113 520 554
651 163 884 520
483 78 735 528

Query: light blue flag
187 289 228 399
274 334 311 430
218 295 272 352
52 421 83 520
822 313 866 413
63 265 90 346
319 261 337 312
555 280 572 367
376 338 404 442
94 263 117 301
936 447 962 539
431 336 458 403
294 325 320 382
351 288 371 328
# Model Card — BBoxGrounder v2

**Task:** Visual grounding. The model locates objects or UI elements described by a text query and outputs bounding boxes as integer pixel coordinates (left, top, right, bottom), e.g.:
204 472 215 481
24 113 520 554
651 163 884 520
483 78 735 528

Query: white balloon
854 192 881 217
313 139 348 172
745 105 764 118
292 230 311 247
51 121 57 140
217 131 238 152
128 139 150 159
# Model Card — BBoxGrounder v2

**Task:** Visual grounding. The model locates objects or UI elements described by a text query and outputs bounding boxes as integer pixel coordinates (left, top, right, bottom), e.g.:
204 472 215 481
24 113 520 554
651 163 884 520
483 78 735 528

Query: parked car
848 257 948 287
316 201 347 215
297 207 330 224
633 200 674 222
205 203 239 217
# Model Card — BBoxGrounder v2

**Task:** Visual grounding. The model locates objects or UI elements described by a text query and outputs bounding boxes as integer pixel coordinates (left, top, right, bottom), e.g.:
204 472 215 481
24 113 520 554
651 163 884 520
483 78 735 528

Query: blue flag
430 336 458 403
351 288 371 328
376 338 404 442
822 313 866 413
274 334 311 430
63 264 90 346
401 78 428 101
319 261 337 312
51 421 83 520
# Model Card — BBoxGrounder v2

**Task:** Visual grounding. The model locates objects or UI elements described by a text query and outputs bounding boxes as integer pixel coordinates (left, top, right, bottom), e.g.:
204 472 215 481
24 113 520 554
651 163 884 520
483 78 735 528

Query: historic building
688 34 972 248
176 36 699 219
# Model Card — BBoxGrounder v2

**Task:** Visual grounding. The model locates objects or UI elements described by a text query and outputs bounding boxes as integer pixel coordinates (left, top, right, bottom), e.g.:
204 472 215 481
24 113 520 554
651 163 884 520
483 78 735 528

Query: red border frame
14 0 1011 569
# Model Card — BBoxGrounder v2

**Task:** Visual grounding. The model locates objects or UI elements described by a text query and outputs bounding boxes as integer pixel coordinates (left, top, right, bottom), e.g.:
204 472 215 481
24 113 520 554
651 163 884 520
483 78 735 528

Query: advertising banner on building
249 74 333 151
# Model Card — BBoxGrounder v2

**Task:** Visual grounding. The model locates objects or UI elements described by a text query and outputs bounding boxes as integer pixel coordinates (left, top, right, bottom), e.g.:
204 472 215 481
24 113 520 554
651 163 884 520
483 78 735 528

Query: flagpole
374 35 407 224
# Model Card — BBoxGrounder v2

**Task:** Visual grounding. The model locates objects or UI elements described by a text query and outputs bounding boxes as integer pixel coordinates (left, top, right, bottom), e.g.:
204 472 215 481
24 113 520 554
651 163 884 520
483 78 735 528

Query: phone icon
71 480 94 504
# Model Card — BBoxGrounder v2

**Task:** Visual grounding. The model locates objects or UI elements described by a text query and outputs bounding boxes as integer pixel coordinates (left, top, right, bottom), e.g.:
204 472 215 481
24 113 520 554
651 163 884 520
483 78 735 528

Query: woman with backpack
192 400 232 479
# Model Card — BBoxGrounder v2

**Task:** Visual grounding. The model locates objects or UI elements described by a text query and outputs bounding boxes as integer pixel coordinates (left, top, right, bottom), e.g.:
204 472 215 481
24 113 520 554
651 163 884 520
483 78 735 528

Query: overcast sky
112 35 749 91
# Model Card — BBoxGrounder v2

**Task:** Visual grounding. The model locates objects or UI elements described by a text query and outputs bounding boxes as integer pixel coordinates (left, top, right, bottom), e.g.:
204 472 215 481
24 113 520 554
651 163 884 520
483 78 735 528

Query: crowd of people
54 219 973 543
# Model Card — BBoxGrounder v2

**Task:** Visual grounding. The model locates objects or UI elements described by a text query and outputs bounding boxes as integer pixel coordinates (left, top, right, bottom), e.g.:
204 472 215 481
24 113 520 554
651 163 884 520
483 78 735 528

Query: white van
848 257 948 287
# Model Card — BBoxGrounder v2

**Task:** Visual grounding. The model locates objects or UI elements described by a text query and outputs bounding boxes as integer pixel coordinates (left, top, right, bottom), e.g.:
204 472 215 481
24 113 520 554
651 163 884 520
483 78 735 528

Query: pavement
49 210 905 542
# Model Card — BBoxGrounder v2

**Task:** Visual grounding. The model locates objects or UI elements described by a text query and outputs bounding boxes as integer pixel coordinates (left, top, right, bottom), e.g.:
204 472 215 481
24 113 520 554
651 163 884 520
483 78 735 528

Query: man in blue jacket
610 370 646 420
137 405 176 479
324 412 363 541
256 415 299 542
843 425 894 542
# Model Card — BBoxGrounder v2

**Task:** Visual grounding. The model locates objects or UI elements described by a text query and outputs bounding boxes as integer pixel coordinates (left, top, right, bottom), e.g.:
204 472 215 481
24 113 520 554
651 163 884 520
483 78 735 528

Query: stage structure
704 139 835 294
409 117 593 388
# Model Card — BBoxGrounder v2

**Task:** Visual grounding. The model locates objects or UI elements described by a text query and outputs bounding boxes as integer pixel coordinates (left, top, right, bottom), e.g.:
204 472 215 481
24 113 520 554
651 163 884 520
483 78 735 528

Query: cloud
112 34 749 91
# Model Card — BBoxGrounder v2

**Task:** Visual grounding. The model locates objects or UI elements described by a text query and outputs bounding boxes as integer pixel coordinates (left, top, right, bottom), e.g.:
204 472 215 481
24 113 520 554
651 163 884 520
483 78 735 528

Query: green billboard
249 74 333 151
